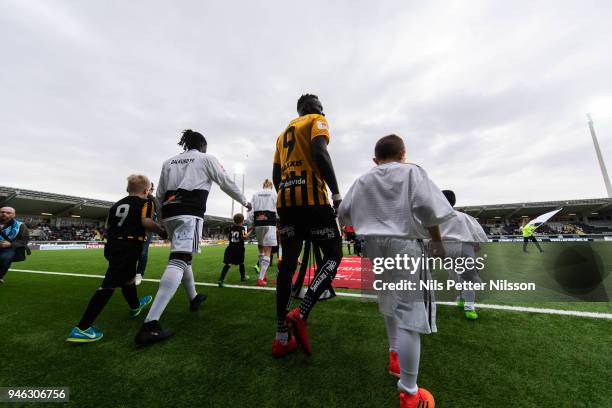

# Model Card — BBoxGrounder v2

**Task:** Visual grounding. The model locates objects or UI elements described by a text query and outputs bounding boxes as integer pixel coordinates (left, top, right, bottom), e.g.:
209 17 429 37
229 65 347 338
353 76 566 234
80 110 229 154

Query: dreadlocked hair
178 129 207 151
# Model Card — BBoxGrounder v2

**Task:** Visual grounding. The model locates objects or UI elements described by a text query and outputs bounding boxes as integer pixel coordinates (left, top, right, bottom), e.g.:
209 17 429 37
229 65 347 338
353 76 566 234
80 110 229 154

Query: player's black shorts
277 205 341 249
224 245 245 265
345 232 356 242
102 240 143 288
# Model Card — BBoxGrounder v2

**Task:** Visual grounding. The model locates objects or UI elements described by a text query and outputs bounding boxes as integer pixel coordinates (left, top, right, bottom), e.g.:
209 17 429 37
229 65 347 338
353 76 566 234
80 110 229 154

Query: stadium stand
3 186 612 240
0 186 235 241
457 197 612 236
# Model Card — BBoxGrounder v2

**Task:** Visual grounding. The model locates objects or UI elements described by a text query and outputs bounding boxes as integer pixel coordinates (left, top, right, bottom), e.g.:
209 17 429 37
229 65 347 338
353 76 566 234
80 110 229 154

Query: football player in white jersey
135 129 251 345
439 190 489 320
338 134 454 408
248 179 278 286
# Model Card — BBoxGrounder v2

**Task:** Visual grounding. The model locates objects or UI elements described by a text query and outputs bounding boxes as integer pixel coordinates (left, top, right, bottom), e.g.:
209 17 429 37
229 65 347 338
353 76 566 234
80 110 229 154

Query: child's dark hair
233 213 244 224
178 129 207 151
374 134 405 160
442 190 456 207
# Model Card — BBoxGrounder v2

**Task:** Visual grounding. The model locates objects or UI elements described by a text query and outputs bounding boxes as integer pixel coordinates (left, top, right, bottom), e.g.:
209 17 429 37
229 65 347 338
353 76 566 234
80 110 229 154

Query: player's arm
142 218 165 236
272 164 281 192
140 202 166 237
311 136 341 207
272 146 281 192
155 166 168 218
337 181 355 227
247 202 255 225
427 226 445 257
471 219 488 251
207 156 252 211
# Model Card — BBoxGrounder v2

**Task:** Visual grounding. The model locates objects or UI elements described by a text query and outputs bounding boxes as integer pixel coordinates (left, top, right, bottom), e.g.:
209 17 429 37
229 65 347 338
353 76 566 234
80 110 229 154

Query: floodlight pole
241 173 245 216
231 173 236 217
587 114 612 198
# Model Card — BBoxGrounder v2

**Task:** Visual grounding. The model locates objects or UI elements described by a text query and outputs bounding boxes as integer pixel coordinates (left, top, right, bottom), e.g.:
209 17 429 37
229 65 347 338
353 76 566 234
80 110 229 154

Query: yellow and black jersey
106 196 154 241
273 114 331 208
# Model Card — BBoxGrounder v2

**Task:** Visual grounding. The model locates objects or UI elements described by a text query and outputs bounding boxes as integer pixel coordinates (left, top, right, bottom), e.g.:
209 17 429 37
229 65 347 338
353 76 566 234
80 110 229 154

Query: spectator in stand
0 207 30 283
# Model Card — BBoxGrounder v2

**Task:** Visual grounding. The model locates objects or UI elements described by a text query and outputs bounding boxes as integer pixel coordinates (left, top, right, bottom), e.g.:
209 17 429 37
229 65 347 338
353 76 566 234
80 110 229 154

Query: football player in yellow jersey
271 94 343 358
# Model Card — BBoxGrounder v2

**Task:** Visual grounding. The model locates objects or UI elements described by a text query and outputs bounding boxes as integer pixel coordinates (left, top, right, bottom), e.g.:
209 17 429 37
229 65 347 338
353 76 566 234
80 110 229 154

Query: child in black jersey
217 213 247 287
66 175 165 343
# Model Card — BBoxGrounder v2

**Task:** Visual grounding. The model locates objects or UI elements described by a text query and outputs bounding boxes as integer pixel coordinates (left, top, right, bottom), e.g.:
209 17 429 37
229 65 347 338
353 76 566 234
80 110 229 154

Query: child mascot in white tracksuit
438 189 489 320
338 134 455 408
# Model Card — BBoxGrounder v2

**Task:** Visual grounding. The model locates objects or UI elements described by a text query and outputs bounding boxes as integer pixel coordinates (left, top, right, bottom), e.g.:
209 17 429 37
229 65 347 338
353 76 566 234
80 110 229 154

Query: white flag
528 208 562 229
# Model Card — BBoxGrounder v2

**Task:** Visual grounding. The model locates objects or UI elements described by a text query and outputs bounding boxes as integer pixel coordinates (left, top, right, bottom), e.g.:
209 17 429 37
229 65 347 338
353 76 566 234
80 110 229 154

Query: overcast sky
2 0 612 217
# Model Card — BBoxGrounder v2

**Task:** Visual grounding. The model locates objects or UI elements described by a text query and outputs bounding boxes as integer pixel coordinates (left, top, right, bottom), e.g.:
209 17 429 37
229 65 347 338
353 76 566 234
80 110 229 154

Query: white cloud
1 0 612 216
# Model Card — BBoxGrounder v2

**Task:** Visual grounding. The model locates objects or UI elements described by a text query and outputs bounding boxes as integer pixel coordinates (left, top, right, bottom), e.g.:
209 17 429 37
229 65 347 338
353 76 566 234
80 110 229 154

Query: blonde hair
263 179 273 189
126 174 151 194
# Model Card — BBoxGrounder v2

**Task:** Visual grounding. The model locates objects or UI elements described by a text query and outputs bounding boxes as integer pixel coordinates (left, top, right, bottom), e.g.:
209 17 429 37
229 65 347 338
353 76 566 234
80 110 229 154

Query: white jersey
156 149 247 219
251 189 277 213
439 211 488 243
248 188 277 227
338 162 455 239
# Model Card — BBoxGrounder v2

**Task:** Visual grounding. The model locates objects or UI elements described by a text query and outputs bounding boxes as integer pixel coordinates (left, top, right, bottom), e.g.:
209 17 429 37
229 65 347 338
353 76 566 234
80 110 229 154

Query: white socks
258 255 270 280
182 263 197 301
397 327 421 395
385 314 421 395
145 259 187 323
384 314 398 352
463 288 476 311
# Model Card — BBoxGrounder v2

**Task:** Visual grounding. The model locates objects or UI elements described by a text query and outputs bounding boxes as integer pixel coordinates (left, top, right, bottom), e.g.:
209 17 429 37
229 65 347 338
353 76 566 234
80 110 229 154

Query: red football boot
257 279 267 287
399 388 435 408
389 350 400 378
286 307 312 356
272 336 297 358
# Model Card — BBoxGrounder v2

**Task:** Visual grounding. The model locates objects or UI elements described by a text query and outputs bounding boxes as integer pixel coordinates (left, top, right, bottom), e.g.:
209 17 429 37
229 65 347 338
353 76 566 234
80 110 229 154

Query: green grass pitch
0 244 611 407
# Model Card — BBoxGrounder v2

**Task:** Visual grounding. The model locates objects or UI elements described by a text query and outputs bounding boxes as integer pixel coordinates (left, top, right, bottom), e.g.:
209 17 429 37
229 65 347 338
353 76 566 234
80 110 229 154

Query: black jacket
0 220 30 249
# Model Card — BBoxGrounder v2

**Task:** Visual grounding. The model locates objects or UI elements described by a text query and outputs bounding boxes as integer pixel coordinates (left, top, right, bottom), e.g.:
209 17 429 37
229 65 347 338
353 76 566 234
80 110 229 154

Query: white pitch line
9 268 612 320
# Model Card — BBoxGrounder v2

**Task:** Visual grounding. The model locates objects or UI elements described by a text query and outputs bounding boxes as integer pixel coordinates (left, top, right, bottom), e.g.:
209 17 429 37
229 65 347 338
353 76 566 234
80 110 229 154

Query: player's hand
245 202 252 211
0 241 11 248
428 241 445 258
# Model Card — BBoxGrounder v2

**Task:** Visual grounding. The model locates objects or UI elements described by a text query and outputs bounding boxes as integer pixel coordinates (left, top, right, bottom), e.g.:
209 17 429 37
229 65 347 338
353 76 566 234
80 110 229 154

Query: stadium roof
0 186 233 227
4 185 609 224
457 198 612 219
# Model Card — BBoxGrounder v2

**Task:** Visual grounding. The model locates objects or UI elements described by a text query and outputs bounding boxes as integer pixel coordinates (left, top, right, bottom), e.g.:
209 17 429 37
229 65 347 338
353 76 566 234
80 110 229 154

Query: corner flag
527 208 563 229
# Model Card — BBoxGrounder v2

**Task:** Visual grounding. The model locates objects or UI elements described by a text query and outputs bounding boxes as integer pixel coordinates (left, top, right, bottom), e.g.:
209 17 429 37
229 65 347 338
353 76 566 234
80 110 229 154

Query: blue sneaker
66 326 103 343
130 295 153 317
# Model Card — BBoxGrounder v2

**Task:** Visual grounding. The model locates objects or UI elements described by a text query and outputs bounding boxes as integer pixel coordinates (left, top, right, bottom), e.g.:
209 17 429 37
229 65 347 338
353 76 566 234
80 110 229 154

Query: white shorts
255 226 277 247
445 242 482 284
364 236 436 334
163 215 203 254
